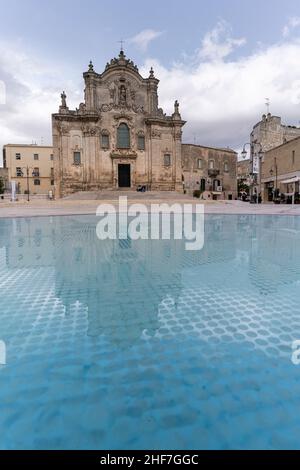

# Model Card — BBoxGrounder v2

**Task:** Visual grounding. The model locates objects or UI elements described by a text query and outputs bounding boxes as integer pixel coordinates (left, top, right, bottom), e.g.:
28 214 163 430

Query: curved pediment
102 50 143 79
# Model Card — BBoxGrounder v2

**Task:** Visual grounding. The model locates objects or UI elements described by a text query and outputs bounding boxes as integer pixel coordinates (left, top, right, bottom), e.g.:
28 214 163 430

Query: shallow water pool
1 214 300 449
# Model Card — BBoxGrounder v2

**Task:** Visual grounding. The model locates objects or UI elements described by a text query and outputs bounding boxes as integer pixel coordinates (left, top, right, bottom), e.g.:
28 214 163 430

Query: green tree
0 178 4 195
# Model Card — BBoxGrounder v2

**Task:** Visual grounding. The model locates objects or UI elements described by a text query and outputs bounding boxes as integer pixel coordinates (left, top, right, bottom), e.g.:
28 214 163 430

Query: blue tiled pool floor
1 214 300 449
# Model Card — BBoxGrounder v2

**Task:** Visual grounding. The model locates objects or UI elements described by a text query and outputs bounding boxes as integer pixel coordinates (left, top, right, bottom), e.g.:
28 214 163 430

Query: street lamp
20 166 39 202
270 157 278 202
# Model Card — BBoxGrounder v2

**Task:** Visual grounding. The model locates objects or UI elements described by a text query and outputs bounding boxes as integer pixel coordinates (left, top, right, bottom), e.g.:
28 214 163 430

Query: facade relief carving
56 122 70 135
175 130 183 140
81 123 101 136
151 129 162 139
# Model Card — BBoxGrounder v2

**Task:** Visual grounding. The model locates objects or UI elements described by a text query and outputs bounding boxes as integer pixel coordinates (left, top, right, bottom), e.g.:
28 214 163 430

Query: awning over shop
280 177 300 184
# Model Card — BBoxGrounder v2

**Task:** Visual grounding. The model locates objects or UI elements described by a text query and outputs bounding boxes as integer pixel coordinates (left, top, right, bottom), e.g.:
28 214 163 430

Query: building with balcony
2 144 54 195
182 144 237 200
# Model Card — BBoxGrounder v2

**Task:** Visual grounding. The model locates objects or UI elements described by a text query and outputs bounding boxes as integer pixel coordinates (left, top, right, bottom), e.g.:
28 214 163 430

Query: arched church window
117 123 130 149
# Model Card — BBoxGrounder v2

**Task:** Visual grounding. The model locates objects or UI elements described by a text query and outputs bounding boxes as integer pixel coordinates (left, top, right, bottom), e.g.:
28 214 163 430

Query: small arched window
101 131 110 149
137 133 145 150
197 159 203 169
209 160 214 170
117 123 130 149
224 161 229 172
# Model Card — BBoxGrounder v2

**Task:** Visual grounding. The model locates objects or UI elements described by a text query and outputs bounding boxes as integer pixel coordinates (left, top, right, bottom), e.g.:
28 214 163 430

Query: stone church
52 49 185 197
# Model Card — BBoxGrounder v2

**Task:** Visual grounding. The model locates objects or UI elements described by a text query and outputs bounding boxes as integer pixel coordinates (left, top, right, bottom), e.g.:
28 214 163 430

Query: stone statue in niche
109 82 118 105
119 85 127 105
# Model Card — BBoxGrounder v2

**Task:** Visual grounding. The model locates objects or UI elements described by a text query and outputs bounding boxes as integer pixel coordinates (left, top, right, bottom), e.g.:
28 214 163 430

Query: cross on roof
118 39 125 52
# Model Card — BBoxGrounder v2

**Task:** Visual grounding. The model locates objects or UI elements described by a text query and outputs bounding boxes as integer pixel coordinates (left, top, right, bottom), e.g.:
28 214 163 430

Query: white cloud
0 80 5 105
198 20 246 61
2 20 300 167
282 17 300 37
128 29 163 52
141 34 300 151
0 40 81 165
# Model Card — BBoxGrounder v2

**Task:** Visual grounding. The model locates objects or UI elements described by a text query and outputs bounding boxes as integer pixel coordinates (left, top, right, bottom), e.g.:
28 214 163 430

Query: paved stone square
1 191 300 218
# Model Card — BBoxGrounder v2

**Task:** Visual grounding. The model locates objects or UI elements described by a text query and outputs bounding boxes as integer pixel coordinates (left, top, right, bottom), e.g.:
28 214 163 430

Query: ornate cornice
110 150 138 160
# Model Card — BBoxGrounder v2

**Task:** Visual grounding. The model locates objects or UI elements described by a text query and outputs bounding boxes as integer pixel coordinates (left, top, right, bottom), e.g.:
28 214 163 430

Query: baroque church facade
52 50 185 197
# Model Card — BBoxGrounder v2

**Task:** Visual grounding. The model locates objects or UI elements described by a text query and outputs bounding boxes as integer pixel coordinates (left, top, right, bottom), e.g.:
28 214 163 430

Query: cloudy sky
1 0 300 164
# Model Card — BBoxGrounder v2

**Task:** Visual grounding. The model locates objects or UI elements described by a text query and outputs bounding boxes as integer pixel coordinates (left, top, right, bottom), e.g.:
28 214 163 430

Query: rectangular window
51 180 54 186
73 152 81 165
16 153 21 160
50 154 54 161
33 167 40 177
50 167 54 177
34 154 39 161
34 179 40 186
164 154 171 167
16 167 23 177
197 159 203 169
138 135 145 150
292 150 295 165
101 134 109 149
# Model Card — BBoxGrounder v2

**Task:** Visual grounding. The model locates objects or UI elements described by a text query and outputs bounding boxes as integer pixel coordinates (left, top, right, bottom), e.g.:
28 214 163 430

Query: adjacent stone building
247 113 300 198
251 113 300 152
261 136 300 203
182 144 237 200
52 50 185 197
2 144 54 195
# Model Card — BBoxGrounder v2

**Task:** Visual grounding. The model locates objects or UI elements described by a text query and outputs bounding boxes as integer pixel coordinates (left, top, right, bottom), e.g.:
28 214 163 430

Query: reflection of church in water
4 215 300 347
1 216 239 344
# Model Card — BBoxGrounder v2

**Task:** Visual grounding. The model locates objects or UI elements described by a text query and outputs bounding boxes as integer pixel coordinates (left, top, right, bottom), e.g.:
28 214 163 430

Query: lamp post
241 142 264 204
269 157 278 203
20 166 38 202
